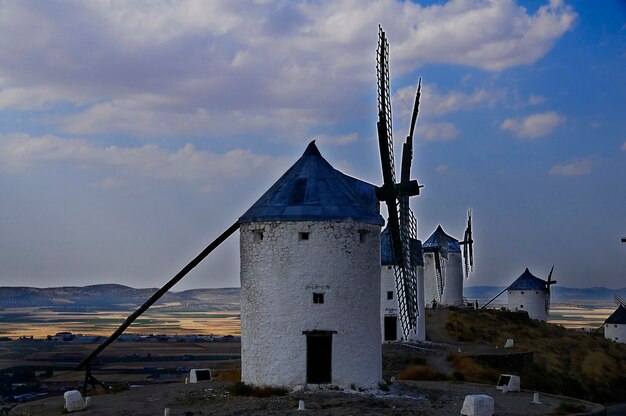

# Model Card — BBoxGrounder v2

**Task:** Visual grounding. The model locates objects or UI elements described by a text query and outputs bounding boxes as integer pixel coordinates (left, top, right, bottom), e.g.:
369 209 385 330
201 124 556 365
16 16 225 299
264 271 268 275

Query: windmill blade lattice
376 26 421 338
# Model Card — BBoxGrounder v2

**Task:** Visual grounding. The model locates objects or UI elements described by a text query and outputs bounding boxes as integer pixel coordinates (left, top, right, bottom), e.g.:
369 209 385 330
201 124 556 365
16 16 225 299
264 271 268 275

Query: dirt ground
11 380 602 416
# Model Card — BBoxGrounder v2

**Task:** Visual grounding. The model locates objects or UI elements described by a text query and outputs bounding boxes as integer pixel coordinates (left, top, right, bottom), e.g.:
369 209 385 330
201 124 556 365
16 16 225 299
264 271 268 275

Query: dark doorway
306 333 332 384
384 316 397 341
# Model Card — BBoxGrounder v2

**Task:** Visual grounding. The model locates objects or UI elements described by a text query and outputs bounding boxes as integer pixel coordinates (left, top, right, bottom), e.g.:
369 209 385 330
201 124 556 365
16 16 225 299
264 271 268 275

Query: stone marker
504 339 514 348
189 368 212 383
460 394 494 416
63 390 86 412
496 374 521 392
532 392 541 404
298 400 306 411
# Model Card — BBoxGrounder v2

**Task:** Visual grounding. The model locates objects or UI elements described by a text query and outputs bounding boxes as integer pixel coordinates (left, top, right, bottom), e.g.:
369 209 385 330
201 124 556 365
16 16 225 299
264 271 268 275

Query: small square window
535 291 539 294
521 291 524 295
313 293 324 304
358 230 369 243
615 324 618 328
387 291 393 300
299 232 310 241
520 304 524 308
253 231 263 241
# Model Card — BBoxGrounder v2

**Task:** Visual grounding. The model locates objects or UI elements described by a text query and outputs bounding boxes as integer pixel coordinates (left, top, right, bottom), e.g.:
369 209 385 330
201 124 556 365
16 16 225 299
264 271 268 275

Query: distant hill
0 284 240 312
465 285 626 301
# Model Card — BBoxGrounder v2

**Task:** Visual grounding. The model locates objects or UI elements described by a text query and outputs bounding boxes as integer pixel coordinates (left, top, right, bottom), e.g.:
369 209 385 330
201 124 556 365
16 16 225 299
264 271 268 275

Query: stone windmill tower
506 268 555 321
75 26 423 392
238 141 384 388
422 212 473 307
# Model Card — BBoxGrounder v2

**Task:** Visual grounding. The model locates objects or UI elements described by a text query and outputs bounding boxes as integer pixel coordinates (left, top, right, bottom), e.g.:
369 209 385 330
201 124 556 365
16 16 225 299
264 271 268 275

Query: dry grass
444 309 626 403
212 365 241 381
446 353 499 383
398 364 448 381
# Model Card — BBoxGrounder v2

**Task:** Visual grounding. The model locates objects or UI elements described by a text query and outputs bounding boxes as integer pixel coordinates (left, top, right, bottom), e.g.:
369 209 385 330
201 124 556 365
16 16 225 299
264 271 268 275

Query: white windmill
604 294 626 343
422 211 474 307
76 26 422 391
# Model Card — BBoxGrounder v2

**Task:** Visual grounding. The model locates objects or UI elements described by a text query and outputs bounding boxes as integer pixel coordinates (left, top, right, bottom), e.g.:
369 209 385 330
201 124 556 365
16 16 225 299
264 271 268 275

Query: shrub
228 381 287 397
452 371 465 381
398 364 447 381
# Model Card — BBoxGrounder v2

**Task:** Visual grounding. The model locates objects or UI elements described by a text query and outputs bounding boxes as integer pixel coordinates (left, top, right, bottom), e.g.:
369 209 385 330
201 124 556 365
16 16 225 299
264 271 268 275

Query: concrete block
460 394 494 416
496 374 520 392
63 390 86 412
504 339 514 348
189 368 212 383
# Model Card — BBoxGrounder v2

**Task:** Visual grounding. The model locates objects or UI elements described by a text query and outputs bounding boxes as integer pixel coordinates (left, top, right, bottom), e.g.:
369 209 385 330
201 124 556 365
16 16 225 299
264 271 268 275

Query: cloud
417 122 459 141
528 94 546 105
549 157 596 176
436 164 449 173
0 133 287 189
622 142 626 151
500 111 565 139
0 1 577 138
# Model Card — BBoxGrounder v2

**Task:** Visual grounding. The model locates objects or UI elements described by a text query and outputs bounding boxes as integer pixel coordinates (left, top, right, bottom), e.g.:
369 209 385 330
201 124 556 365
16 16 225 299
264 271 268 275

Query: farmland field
0 308 240 338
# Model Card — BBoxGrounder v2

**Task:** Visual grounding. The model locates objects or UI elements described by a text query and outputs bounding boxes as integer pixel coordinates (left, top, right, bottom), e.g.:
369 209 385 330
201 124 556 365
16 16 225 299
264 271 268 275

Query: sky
0 0 624 291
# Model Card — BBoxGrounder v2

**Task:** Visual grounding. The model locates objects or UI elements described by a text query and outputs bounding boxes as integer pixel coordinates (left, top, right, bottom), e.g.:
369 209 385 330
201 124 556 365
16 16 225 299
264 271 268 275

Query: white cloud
500 111 565 139
417 123 459 141
436 164 449 173
622 141 626 151
0 133 287 188
0 1 577 138
549 157 596 176
529 94 546 105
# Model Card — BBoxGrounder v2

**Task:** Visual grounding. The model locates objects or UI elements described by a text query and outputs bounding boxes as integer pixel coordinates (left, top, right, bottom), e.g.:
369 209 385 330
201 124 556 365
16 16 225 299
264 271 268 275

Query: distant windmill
605 295 626 344
482 266 556 321
422 210 474 306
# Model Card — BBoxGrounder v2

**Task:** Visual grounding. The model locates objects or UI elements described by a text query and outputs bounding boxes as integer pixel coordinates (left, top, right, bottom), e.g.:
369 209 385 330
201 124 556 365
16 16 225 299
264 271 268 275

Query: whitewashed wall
605 323 626 344
423 252 463 306
507 290 548 321
380 265 425 342
240 220 382 388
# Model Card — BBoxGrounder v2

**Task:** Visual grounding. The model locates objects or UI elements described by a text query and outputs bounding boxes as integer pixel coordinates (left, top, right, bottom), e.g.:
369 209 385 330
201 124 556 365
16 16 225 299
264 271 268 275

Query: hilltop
422 308 626 404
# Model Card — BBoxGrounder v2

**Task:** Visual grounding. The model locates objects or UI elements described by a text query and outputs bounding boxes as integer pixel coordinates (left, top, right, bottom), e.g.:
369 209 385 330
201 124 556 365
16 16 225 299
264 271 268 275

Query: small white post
84 396 91 407
185 377 189 384
532 392 541 404
298 400 306 411
164 407 170 416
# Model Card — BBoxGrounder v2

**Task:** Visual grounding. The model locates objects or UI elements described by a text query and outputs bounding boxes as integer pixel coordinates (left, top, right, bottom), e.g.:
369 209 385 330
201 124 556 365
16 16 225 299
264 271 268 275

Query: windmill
613 293 625 307
75 25 425 390
482 266 555 321
375 26 423 339
545 264 557 315
459 209 474 279
422 211 474 305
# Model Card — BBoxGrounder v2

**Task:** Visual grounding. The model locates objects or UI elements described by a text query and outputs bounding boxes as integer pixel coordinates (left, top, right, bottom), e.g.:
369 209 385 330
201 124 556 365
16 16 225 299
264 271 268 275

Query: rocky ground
11 380 602 416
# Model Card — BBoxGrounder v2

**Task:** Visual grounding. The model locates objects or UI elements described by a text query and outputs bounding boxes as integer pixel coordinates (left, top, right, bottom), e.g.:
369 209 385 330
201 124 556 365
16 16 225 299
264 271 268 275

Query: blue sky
0 0 624 290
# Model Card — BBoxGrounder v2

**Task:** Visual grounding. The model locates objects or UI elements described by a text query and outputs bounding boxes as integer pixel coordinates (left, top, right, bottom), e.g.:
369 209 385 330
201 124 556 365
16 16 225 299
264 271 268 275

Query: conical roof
422 225 460 253
380 226 423 267
239 141 384 225
507 268 547 291
605 304 626 325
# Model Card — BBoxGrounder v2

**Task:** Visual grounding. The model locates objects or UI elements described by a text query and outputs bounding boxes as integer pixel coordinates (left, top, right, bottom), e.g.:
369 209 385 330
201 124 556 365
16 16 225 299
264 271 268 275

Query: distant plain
0 301 615 339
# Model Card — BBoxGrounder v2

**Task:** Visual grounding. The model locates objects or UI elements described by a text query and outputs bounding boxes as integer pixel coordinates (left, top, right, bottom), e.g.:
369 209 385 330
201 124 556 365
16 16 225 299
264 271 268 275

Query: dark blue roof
380 226 424 267
422 225 461 253
605 305 626 325
507 268 547 291
239 141 384 225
